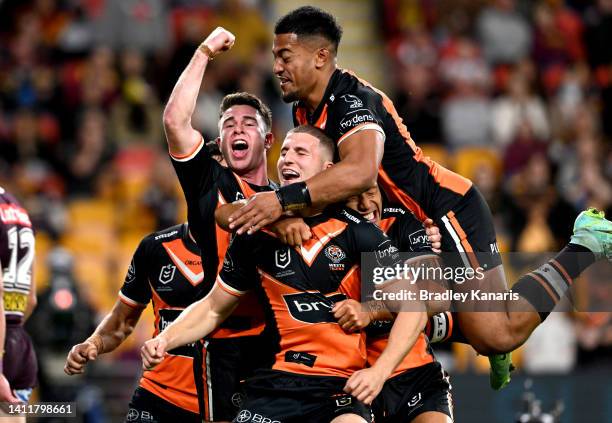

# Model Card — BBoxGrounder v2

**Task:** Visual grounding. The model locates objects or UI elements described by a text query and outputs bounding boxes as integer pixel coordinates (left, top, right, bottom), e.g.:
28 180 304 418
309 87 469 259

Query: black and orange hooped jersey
292 69 472 223
170 138 277 338
366 204 436 377
0 187 34 325
217 206 404 379
119 223 208 414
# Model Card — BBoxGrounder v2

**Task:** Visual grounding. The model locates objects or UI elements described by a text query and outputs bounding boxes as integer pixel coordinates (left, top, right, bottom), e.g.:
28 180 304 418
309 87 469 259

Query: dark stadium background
0 0 610 422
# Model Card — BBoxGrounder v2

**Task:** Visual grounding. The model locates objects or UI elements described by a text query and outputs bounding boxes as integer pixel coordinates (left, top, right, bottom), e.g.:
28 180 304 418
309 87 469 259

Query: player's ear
323 161 333 170
215 137 221 146
314 48 332 69
264 132 274 150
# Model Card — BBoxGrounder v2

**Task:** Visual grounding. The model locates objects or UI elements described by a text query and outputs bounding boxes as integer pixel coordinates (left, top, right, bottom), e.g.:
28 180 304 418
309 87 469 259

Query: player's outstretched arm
163 27 235 156
141 284 239 370
64 300 145 375
344 308 427 404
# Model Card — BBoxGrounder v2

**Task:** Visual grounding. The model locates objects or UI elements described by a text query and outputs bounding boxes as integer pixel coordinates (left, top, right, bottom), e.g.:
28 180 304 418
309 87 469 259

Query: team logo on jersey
125 259 136 283
325 245 346 271
275 248 291 269
342 94 363 109
158 264 176 284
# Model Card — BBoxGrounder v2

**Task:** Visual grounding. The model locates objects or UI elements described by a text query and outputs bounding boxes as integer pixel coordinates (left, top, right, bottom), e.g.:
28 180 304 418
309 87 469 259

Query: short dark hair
288 125 336 161
219 92 272 132
274 6 343 54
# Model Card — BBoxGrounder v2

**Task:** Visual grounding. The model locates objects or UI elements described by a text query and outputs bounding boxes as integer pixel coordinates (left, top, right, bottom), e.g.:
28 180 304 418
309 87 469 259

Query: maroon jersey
0 187 34 324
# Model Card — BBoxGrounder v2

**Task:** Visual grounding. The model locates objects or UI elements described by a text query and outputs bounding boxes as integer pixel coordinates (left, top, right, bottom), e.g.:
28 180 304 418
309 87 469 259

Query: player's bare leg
452 208 611 389
412 411 453 423
330 413 369 423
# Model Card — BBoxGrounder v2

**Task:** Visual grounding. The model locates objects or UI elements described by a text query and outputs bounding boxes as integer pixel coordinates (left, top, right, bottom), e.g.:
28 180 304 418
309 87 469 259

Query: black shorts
373 362 453 423
436 186 502 271
233 370 373 423
3 323 37 390
126 387 200 423
206 335 273 421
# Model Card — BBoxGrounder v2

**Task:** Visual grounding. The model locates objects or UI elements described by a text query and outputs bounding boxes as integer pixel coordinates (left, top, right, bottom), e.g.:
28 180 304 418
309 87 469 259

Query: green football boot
489 353 514 390
570 208 612 261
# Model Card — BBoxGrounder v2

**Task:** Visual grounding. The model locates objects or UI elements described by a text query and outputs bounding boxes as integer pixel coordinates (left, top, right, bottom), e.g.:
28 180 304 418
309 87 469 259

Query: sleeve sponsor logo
341 94 364 109
374 239 400 267
408 229 430 249
125 259 136 283
339 110 376 131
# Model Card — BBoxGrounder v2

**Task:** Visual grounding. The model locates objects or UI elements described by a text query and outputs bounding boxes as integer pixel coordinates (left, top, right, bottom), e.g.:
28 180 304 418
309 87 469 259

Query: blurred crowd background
0 0 610 421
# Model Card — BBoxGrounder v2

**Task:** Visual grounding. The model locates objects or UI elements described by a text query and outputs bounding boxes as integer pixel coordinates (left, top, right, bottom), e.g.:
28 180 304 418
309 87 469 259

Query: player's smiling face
218 105 268 174
273 33 318 103
277 132 332 186
345 185 383 225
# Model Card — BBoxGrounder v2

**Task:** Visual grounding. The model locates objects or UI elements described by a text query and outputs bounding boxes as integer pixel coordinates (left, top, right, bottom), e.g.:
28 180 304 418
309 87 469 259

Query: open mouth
281 168 300 182
278 75 291 88
231 139 249 159
361 210 378 223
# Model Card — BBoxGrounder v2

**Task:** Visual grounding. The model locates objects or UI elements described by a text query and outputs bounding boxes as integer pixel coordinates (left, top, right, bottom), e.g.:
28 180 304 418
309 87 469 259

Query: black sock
512 244 591 322
424 312 469 344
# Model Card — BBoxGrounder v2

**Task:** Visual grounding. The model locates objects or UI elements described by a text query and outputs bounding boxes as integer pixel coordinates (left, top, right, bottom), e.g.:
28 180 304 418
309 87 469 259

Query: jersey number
3 227 35 290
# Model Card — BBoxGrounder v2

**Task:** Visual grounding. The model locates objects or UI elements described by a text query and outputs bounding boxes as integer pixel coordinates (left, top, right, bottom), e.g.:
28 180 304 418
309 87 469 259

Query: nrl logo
275 248 291 269
159 264 176 284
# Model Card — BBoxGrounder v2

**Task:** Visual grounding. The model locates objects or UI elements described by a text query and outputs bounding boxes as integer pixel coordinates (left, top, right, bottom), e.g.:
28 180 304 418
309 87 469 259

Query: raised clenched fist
203 27 236 57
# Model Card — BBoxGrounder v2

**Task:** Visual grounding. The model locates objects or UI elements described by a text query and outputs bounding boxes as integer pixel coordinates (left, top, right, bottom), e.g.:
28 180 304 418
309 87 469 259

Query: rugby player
336 186 453 422
65 27 278 422
226 7 612 389
162 26 279 421
0 187 38 422
142 126 430 423
65 224 210 422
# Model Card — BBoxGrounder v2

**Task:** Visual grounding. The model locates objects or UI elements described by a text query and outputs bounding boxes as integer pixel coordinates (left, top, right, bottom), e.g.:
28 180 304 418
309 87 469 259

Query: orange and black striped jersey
170 138 277 338
366 205 435 377
217 206 404 378
0 188 34 325
119 223 206 414
292 69 472 222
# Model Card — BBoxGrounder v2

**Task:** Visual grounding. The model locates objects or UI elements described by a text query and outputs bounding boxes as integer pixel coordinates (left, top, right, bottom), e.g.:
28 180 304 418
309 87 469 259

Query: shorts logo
407 392 422 408
275 248 291 269
159 264 176 284
126 409 139 421
231 392 245 408
125 260 136 283
342 94 363 109
236 410 252 422
236 192 245 201
335 396 352 407
490 242 500 254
